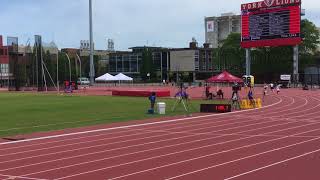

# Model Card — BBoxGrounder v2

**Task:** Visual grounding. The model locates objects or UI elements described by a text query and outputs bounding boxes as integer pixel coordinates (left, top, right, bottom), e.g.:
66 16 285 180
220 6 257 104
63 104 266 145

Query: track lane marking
224 147 320 180
0 96 282 146
19 119 320 178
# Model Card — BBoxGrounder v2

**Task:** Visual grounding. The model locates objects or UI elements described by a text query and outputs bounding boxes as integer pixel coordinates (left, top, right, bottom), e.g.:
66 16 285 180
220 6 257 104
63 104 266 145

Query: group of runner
263 82 281 96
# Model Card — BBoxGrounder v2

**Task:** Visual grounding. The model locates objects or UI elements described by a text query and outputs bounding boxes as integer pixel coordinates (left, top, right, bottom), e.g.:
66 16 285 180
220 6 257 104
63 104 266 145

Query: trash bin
157 102 166 114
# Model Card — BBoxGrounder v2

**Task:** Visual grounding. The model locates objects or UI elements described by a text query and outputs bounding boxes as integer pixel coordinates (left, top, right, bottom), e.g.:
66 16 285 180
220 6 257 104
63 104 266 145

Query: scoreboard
241 0 302 48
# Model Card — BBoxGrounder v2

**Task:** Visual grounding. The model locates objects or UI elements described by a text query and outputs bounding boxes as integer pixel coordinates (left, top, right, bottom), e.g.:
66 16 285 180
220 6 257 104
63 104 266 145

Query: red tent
206 71 243 83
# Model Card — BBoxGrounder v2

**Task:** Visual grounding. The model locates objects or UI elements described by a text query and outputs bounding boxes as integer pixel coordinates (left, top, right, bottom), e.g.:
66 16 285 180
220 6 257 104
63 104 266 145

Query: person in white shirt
276 84 281 94
270 83 274 93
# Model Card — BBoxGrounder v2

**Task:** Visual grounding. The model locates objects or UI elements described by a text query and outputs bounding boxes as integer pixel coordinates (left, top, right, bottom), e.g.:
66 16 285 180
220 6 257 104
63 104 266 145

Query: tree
214 19 320 83
216 33 245 76
300 19 320 55
140 47 154 81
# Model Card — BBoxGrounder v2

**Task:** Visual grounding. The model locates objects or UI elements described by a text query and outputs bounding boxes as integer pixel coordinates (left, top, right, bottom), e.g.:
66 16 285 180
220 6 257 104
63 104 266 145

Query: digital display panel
241 0 302 48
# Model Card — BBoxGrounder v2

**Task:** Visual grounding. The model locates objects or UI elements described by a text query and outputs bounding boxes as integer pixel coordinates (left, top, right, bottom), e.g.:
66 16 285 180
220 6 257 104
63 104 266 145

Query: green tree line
214 19 320 83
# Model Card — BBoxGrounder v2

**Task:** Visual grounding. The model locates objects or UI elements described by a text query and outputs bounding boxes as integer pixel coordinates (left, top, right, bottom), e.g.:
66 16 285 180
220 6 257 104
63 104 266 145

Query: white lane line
252 94 310 118
0 114 296 170
55 124 320 180
0 96 282 146
165 137 320 180
240 95 320 122
0 115 272 157
224 148 320 180
259 95 305 116
0 94 316 174
0 132 198 165
0 173 47 180
139 129 320 138
0 115 299 166
20 119 320 178
0 128 145 152
0 113 243 152
249 95 294 115
275 96 320 118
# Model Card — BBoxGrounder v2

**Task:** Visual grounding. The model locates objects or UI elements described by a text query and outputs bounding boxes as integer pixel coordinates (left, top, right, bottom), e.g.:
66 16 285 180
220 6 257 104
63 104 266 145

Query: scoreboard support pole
245 48 251 76
293 45 299 85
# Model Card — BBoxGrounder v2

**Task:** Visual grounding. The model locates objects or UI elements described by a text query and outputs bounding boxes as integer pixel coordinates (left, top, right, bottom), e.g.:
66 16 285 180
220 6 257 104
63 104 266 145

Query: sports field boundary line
0 96 282 146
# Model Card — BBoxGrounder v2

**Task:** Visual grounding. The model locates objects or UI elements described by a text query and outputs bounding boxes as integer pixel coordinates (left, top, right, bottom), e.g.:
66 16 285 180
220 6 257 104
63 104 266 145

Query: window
123 55 130 72
116 56 122 72
0 64 9 73
194 51 199 71
109 56 117 72
137 55 142 72
152 52 161 71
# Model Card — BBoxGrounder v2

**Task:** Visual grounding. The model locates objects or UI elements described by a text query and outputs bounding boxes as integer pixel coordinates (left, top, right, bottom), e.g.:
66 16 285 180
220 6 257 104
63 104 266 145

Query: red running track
0 89 320 180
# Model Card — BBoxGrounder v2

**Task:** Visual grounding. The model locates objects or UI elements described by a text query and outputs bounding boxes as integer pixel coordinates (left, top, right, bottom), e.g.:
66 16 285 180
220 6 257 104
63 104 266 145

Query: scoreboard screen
241 0 302 48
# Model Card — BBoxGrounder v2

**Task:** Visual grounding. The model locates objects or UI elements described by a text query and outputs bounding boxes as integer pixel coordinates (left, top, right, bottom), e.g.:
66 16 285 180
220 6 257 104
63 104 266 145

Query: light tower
89 0 95 85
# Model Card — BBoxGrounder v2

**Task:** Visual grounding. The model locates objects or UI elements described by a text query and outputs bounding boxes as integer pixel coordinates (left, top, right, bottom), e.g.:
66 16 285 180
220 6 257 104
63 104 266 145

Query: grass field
0 93 230 137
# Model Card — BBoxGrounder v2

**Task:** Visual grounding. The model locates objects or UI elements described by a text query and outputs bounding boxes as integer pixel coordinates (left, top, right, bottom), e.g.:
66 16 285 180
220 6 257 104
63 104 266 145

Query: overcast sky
0 0 319 50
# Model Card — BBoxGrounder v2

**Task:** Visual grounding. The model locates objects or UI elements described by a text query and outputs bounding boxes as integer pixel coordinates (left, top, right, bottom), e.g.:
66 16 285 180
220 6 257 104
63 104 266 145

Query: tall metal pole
160 52 163 82
76 54 82 78
245 48 251 76
89 0 95 85
65 53 72 82
166 52 169 81
57 54 59 93
293 45 299 85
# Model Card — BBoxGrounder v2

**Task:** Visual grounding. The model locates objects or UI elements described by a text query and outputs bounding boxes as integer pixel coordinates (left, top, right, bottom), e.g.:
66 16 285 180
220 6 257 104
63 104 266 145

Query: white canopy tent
114 73 133 81
95 73 117 81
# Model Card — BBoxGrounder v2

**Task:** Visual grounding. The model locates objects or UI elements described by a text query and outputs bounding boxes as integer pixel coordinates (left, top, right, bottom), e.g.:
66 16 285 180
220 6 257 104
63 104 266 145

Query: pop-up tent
114 73 133 81
95 73 117 81
206 71 243 83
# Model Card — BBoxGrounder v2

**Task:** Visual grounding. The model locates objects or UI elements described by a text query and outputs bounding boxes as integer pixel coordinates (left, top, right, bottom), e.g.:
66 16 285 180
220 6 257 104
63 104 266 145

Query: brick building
0 35 9 86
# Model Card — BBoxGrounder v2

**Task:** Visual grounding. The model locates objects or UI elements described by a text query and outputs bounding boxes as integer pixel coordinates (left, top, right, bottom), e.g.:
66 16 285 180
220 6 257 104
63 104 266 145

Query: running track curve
0 89 320 180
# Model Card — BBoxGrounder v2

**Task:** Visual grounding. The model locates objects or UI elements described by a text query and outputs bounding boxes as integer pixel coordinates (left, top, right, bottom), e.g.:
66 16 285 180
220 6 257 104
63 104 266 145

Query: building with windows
205 13 241 48
108 42 214 82
108 46 169 80
0 36 9 86
170 42 214 81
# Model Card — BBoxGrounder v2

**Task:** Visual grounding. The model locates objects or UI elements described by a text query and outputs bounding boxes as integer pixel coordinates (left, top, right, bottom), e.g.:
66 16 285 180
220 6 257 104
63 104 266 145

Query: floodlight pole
245 48 251 76
76 53 82 78
57 54 59 93
293 45 299 85
64 53 72 82
89 0 95 85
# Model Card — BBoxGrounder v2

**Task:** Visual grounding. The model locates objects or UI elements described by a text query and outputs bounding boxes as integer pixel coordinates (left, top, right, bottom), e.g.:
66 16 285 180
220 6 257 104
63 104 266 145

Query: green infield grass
0 93 230 137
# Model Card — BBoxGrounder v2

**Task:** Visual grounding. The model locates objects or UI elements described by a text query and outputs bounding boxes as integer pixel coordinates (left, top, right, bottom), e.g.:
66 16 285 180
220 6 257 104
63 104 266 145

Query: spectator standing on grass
149 92 156 111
